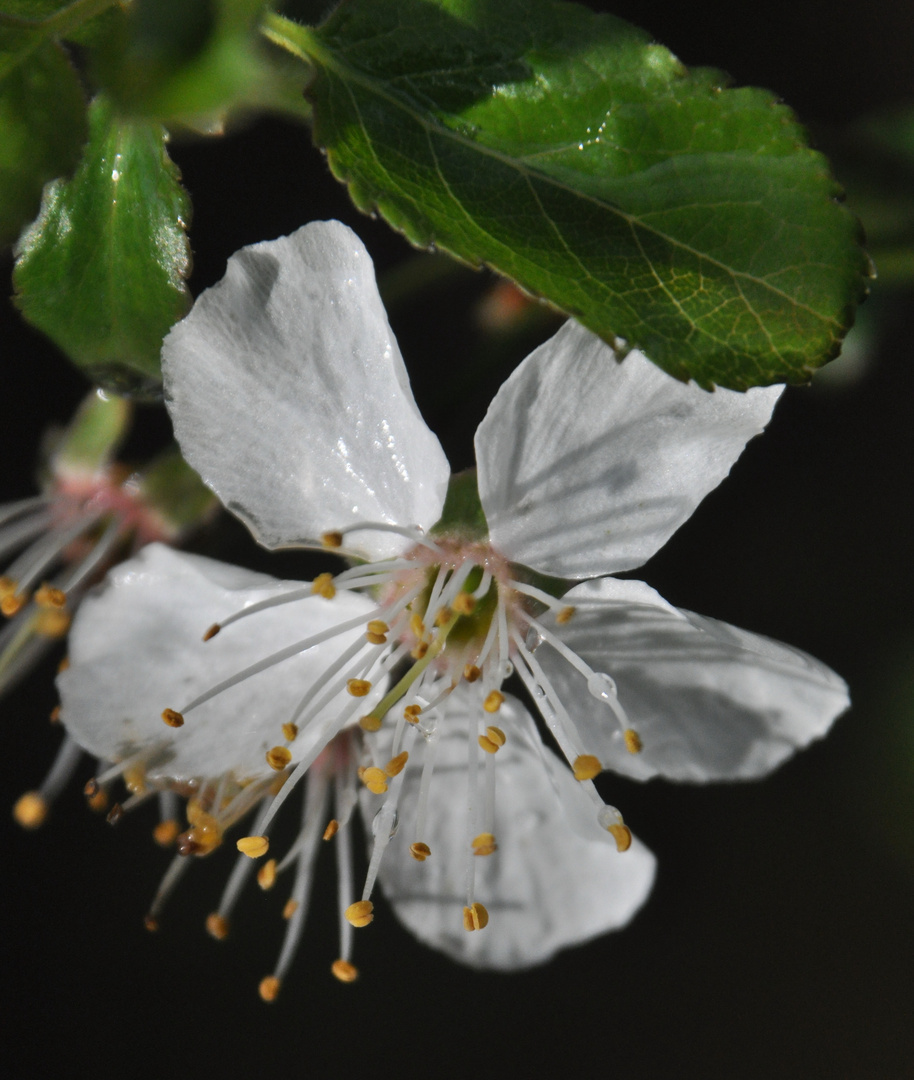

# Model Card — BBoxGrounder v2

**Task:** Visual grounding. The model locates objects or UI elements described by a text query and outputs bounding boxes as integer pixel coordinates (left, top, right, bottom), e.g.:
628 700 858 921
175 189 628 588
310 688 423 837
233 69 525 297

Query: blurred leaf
13 95 191 398
284 0 868 389
0 28 86 245
94 0 292 127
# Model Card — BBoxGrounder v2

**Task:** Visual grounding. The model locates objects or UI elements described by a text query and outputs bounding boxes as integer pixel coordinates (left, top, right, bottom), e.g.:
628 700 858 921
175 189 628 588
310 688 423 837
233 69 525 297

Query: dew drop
597 805 622 831
418 715 438 739
587 671 618 702
500 660 514 679
372 807 399 839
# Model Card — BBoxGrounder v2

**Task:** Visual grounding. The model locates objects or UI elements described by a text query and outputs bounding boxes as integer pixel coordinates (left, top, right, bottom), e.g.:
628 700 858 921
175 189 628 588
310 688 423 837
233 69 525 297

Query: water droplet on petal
597 805 623 831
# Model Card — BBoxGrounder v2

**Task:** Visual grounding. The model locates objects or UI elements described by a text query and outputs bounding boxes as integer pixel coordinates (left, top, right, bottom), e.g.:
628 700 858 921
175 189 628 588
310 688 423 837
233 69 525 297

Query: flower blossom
58 221 849 992
3 391 214 828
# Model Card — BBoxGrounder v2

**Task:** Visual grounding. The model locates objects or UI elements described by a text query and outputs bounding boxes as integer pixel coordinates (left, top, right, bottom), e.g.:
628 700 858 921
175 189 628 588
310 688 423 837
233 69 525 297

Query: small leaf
13 95 191 397
293 0 868 389
0 30 86 245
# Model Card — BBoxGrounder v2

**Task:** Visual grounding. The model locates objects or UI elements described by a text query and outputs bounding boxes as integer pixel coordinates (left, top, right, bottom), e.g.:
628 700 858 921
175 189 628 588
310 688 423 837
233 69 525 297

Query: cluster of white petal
58 221 849 981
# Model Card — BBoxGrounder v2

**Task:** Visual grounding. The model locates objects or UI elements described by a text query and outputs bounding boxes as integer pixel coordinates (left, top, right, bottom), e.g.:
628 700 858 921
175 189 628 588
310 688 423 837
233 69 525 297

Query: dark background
2 1 913 1077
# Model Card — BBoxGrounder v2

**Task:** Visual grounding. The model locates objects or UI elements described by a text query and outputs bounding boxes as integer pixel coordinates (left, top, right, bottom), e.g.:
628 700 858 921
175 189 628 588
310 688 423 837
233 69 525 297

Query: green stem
363 612 460 725
260 11 323 67
0 0 117 36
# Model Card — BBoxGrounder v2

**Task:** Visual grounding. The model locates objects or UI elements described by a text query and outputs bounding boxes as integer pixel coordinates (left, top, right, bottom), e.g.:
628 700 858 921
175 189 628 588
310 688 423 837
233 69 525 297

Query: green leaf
93 0 291 127
13 95 191 397
284 0 868 389
0 31 86 245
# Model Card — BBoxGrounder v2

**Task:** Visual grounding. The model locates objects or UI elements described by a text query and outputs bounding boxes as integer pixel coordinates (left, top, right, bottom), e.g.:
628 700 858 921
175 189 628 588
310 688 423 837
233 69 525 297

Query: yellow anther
359 713 382 732
483 690 504 713
385 751 409 777
462 902 489 931
434 606 452 627
452 592 476 615
0 589 26 617
34 583 66 609
410 841 431 861
345 900 374 928
463 664 481 683
206 912 230 940
573 754 602 781
410 641 429 659
556 605 576 625
472 832 498 856
178 809 224 854
106 803 124 825
13 791 47 829
153 819 180 847
283 899 298 920
281 722 298 742
346 678 372 697
311 572 337 599
323 819 339 842
35 607 70 637
49 704 61 723
266 746 292 771
257 858 278 890
0 576 16 600
608 824 632 853
331 959 359 983
236 835 269 859
360 767 388 795
86 787 109 813
409 612 426 639
123 765 147 795
321 531 343 549
161 707 184 728
478 725 506 754
202 623 221 641
403 703 422 724
367 619 389 635
144 915 159 933
624 728 643 754
365 630 387 645
259 975 281 1002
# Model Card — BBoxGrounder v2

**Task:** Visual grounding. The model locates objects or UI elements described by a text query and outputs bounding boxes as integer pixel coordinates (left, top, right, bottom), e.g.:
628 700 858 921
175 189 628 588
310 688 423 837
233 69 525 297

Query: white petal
535 577 850 782
371 694 655 970
475 320 783 577
162 221 450 560
58 544 376 782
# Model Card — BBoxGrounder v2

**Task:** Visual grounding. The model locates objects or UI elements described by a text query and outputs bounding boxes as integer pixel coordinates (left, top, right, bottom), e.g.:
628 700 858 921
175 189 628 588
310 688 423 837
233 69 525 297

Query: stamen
556 606 576 624
162 708 184 728
258 859 278 890
335 520 444 555
34 583 66 608
266 746 293 771
573 755 602 781
282 722 299 741
12 791 47 829
346 678 372 697
13 732 83 827
283 899 299 920
204 584 316 634
385 751 409 777
403 703 422 724
206 913 230 940
331 959 358 983
312 573 336 600
236 835 269 858
153 819 181 847
360 767 388 795
478 725 506 754
608 824 633 852
483 690 504 713
259 976 281 1002
345 900 374 927
464 664 481 682
472 832 497 856
323 819 339 841
624 729 643 754
462 902 489 931
410 842 431 861
321 531 343 549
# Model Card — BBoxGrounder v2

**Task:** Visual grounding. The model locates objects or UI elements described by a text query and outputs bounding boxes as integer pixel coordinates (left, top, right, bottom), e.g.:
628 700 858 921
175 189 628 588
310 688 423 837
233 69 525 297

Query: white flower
59 221 849 992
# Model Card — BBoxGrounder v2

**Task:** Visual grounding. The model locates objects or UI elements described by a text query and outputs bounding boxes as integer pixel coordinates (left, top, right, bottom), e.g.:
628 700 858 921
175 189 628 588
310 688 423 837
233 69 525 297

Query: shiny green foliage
298 0 869 388
13 96 191 397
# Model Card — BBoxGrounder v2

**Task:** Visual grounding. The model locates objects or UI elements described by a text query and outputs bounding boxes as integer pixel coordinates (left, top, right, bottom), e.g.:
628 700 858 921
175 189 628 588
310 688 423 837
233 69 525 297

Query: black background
2 2 913 1077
